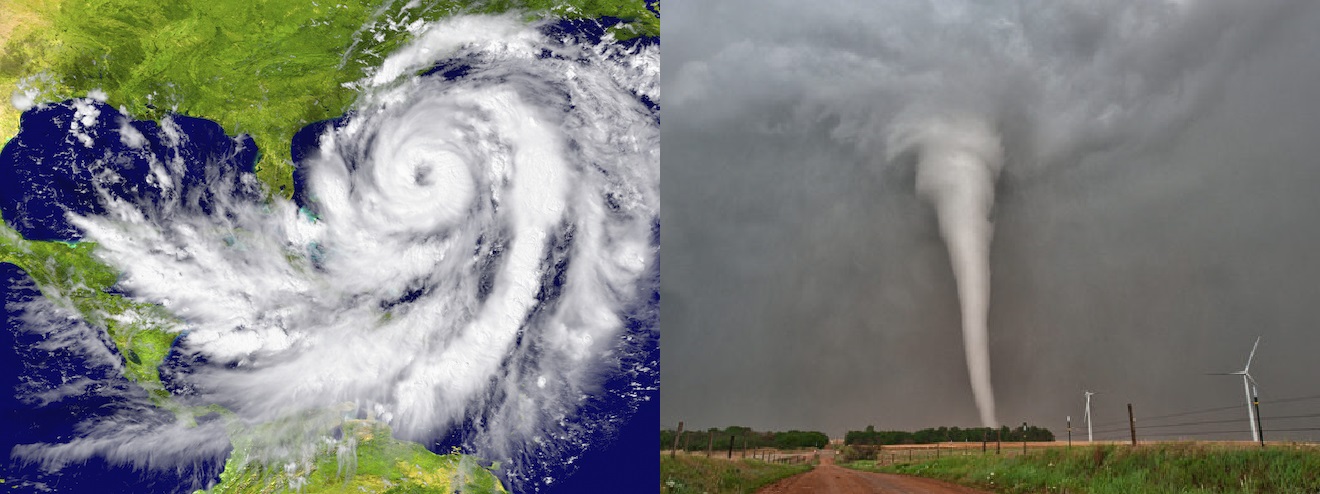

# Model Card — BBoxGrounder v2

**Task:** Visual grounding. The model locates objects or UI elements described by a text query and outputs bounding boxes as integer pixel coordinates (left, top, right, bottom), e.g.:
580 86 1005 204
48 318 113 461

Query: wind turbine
1211 336 1263 443
1084 391 1095 442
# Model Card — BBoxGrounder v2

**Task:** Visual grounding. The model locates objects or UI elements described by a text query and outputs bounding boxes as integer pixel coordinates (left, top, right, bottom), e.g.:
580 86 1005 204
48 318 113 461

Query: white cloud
24 14 658 491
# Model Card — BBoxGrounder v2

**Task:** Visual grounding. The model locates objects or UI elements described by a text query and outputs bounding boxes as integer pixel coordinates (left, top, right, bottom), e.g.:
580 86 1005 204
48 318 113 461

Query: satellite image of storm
0 1 658 492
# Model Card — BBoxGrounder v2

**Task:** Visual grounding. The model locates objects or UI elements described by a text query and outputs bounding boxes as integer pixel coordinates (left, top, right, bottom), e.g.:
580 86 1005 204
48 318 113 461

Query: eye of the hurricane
413 162 434 186
371 143 474 229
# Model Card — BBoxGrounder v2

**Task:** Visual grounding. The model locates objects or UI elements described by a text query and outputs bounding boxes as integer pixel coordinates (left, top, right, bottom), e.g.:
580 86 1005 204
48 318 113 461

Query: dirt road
756 455 989 494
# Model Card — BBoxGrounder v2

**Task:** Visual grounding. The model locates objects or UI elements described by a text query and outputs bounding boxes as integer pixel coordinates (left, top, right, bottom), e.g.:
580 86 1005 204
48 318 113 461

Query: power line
1092 412 1320 435
1137 426 1320 439
1263 394 1320 406
1131 413 1320 431
1091 392 1320 428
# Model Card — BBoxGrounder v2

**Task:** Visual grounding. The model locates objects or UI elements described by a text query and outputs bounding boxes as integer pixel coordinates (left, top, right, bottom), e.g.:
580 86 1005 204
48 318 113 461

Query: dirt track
756 455 989 494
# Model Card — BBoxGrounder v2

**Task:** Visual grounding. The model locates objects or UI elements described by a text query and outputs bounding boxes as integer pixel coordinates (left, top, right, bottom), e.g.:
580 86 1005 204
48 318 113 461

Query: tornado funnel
890 115 1004 427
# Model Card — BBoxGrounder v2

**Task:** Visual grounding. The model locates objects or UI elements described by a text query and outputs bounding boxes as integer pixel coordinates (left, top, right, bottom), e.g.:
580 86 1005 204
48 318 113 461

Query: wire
1091 413 1320 436
1091 392 1320 428
1137 426 1320 439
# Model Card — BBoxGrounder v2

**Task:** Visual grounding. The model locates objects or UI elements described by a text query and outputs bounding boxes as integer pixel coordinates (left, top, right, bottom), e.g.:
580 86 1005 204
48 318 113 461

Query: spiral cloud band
14 14 657 490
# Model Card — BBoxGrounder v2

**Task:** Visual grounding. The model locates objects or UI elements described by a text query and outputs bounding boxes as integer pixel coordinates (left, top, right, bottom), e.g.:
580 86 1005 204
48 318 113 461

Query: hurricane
2 14 657 491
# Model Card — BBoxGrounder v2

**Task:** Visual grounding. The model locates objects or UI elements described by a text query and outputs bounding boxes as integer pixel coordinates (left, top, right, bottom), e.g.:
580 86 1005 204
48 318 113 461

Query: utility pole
1127 403 1137 446
1067 416 1072 451
671 422 684 458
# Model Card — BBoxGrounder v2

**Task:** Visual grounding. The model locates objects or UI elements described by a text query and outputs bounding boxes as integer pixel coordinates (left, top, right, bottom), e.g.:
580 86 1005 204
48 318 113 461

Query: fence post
671 422 684 458
728 435 735 459
707 430 714 458
1128 403 1137 446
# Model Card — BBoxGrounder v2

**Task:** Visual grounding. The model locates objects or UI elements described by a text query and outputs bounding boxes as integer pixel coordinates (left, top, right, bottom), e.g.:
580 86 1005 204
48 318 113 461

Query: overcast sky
660 0 1320 439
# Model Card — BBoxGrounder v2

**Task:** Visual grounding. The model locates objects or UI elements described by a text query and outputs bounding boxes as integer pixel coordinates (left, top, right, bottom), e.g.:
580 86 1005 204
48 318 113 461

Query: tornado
890 115 1004 427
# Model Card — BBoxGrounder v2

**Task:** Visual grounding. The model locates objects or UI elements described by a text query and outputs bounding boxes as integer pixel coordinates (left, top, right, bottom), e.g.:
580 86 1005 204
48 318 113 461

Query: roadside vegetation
844 442 1320 494
661 454 810 494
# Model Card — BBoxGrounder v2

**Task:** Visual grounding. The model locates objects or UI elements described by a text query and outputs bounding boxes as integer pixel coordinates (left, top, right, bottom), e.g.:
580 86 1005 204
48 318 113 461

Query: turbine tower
1211 336 1262 443
1084 391 1094 442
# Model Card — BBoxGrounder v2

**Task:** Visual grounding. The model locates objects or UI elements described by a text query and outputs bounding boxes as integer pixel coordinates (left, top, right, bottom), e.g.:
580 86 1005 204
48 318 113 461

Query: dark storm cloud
662 0 1320 438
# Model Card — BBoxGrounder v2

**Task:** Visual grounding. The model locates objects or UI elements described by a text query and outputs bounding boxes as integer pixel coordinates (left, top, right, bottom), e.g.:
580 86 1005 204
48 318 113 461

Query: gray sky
661 0 1320 439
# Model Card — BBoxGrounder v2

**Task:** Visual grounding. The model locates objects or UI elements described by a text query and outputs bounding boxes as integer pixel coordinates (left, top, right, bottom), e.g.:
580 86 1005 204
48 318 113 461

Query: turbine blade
1245 336 1261 371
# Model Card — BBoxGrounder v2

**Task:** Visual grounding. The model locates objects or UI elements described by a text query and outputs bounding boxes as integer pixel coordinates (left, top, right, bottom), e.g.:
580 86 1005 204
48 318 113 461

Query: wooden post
1022 422 1028 455
728 435 735 459
1067 416 1072 451
671 421 684 458
742 436 748 458
1128 403 1137 446
981 430 987 453
996 428 1002 455
707 430 714 457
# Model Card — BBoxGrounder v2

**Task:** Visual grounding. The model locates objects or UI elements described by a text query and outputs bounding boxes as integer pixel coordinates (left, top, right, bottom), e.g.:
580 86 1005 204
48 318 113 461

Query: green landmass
844 443 1320 494
660 454 812 494
0 220 179 402
209 420 506 494
0 0 658 197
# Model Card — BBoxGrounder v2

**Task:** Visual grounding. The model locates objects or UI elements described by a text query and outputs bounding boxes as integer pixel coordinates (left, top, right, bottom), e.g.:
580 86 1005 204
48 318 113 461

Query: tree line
844 424 1055 445
660 426 830 452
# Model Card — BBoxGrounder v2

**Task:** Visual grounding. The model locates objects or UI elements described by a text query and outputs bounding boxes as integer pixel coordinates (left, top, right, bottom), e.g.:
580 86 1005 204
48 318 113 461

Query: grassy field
845 442 1320 494
661 454 811 494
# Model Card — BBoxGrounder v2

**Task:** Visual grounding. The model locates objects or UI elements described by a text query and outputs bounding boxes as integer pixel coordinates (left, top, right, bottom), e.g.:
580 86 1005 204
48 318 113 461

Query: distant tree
843 424 1055 445
659 426 829 452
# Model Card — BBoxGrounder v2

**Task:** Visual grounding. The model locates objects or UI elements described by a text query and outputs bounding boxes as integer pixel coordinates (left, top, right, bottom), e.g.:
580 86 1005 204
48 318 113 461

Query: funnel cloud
890 115 1004 427
663 0 1320 438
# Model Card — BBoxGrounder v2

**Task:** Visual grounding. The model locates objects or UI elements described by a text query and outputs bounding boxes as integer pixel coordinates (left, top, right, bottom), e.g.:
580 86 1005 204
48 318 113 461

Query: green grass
846 443 1320 494
0 0 658 197
660 454 811 494
208 420 506 493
